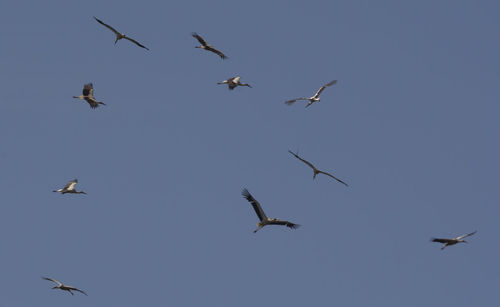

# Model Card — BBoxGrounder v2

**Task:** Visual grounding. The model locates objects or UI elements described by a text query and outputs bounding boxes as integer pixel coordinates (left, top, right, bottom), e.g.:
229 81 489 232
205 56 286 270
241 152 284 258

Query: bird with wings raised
94 16 149 50
288 150 348 186
431 231 477 250
53 179 86 195
217 76 252 90
42 277 87 296
242 188 300 233
192 33 228 59
73 83 106 109
285 80 337 108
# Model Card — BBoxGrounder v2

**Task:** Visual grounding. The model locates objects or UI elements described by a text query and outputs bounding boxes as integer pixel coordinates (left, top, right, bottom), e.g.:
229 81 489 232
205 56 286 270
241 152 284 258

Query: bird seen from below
94 16 150 50
431 231 477 250
192 32 228 59
53 179 87 195
217 76 252 90
242 188 300 233
288 150 348 186
73 83 105 109
285 80 337 108
42 277 87 296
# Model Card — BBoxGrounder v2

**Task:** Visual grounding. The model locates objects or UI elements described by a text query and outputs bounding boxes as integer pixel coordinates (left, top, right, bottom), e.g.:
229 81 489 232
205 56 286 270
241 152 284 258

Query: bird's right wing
285 98 308 105
94 17 120 35
206 46 228 59
242 189 268 221
124 36 150 50
192 32 208 46
288 150 316 170
42 277 62 286
82 83 93 97
70 287 88 296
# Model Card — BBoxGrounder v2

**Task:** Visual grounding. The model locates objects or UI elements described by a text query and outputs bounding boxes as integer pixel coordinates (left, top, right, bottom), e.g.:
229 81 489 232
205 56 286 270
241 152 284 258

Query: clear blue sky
1 0 499 306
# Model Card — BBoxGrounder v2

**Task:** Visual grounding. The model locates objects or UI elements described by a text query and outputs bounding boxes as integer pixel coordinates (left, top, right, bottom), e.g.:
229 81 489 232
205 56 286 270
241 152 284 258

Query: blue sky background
1 0 499 306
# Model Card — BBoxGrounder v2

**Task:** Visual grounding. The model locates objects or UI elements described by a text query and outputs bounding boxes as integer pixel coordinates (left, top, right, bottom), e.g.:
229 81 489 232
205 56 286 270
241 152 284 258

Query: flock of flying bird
42 16 477 297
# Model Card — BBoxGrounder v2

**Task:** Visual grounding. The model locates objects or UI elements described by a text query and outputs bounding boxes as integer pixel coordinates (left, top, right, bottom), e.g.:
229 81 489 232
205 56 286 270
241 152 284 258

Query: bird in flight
42 277 87 296
431 231 477 250
73 83 106 109
53 179 87 195
288 150 348 186
94 16 149 50
242 188 300 233
192 33 228 59
217 76 252 90
285 80 337 108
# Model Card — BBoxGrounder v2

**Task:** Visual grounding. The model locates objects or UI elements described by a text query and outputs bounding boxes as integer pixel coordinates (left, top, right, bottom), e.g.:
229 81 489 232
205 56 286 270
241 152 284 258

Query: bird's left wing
285 98 308 105
124 36 150 50
206 46 228 59
273 220 301 229
82 83 93 97
314 80 337 97
42 277 62 286
456 231 477 240
288 150 316 170
70 287 88 296
94 17 120 35
192 32 208 46
242 189 268 221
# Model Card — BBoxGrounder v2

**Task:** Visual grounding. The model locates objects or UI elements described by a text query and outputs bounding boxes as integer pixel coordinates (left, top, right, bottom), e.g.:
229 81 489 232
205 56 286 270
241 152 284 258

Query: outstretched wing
271 220 300 229
205 46 228 59
94 17 120 35
456 231 477 240
192 32 208 46
82 83 93 97
318 170 349 186
69 287 88 296
431 238 454 244
124 36 150 50
288 150 316 170
314 80 337 97
42 276 62 287
242 189 268 221
285 98 309 105
63 179 78 191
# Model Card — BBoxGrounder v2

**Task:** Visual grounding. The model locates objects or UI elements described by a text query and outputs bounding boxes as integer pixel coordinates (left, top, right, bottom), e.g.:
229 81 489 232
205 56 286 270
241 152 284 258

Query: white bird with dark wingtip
192 32 228 59
288 150 348 186
42 277 87 296
53 179 87 195
73 83 106 109
285 80 337 108
94 16 150 50
242 188 300 233
431 231 477 250
217 76 252 90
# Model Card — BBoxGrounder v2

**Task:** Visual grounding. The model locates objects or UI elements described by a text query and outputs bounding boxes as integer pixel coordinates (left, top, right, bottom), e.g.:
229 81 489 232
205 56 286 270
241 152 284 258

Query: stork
73 83 105 109
217 76 252 90
288 150 348 186
431 231 477 250
42 277 87 296
242 188 300 233
192 33 228 59
285 80 337 108
53 179 86 195
94 16 149 50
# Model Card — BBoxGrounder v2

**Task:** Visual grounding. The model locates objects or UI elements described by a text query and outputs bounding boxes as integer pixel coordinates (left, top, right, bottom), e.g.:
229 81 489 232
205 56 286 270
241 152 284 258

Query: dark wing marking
124 36 150 50
271 220 300 229
288 150 316 170
94 16 120 35
62 179 78 190
192 32 209 46
314 80 337 97
318 170 349 186
242 189 267 221
205 46 227 59
82 83 93 96
431 238 454 244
